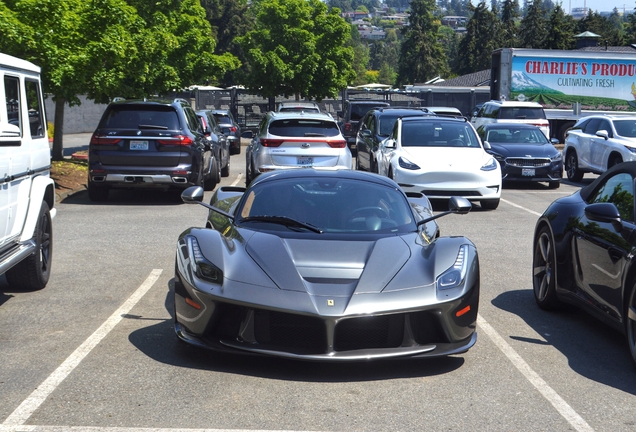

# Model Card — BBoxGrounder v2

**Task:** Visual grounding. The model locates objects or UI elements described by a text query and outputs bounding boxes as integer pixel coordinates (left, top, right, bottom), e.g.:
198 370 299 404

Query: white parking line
477 315 594 432
0 426 302 432
231 173 243 187
500 198 542 217
2 269 163 427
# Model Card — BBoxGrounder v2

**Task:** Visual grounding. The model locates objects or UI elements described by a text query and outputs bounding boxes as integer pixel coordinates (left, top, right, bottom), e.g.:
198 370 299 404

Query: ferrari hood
245 232 416 296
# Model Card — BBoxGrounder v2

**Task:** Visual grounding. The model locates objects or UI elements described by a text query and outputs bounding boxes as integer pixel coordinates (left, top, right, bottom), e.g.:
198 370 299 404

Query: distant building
442 16 468 29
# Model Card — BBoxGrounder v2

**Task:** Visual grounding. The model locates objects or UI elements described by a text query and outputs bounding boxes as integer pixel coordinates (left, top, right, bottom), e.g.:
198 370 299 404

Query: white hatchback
245 111 352 186
377 116 502 209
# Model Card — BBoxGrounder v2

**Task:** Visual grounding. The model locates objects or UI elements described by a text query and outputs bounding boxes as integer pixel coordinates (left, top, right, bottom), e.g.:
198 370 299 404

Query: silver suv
245 111 352 186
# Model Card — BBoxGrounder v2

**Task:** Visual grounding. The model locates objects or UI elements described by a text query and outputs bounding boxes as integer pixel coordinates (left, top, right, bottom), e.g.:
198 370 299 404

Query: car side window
583 118 601 135
25 79 45 138
590 172 635 222
184 108 202 133
4 75 21 134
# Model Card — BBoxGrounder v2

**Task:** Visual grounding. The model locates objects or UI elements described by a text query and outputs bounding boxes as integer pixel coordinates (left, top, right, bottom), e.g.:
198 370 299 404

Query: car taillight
326 139 346 148
229 126 237 133
90 135 121 145
158 135 194 145
261 139 284 147
344 123 352 132
531 120 549 126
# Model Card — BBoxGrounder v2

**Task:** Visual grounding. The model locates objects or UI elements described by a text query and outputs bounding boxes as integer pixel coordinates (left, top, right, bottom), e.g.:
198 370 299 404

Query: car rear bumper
89 164 199 187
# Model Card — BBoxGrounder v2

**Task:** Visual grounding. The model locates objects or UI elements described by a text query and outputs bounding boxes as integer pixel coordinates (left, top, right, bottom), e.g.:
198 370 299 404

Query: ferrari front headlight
437 244 468 290
189 236 223 284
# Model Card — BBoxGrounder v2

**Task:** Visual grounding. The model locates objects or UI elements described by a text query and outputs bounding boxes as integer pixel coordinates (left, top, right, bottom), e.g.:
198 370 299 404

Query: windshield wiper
241 216 323 233
138 124 169 130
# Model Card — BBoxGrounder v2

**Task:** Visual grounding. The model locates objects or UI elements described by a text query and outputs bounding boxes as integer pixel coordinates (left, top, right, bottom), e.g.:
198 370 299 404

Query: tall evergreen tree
578 10 624 47
518 0 547 48
500 0 520 47
455 2 500 75
544 4 575 50
396 0 448 85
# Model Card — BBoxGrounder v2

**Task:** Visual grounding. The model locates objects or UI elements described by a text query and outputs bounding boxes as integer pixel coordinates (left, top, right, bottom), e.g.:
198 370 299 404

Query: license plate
130 140 148 150
522 168 535 176
297 156 313 166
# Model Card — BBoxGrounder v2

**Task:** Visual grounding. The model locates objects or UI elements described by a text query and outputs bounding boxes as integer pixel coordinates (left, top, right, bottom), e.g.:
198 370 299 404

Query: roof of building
431 69 490 87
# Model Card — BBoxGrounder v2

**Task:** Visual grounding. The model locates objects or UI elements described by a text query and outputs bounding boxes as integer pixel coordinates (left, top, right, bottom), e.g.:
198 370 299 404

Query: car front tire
6 201 52 290
533 226 562 310
221 155 230 177
480 199 500 210
565 150 583 182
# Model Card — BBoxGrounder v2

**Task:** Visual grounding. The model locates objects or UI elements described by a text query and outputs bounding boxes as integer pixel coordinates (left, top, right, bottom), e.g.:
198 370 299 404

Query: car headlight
189 236 223 283
437 245 468 290
551 152 562 161
625 145 636 154
398 156 420 170
488 151 505 163
480 157 498 171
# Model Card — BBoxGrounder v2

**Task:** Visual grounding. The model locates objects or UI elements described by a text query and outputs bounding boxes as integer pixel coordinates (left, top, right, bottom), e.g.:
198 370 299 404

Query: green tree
500 0 520 47
455 2 500 75
0 0 143 160
346 25 371 85
518 0 547 48
125 0 239 93
237 0 355 100
625 8 636 44
439 25 461 74
201 0 253 86
377 62 397 85
396 0 448 86
544 3 575 50
578 10 624 46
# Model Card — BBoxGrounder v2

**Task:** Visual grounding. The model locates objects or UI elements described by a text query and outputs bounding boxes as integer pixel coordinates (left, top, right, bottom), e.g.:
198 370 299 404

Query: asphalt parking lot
1 148 634 431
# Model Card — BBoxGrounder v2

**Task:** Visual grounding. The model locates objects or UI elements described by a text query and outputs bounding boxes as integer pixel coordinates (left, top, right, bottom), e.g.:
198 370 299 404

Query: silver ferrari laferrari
174 169 479 361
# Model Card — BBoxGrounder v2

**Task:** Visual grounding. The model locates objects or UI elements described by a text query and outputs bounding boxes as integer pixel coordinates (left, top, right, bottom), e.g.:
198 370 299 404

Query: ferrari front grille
334 315 404 351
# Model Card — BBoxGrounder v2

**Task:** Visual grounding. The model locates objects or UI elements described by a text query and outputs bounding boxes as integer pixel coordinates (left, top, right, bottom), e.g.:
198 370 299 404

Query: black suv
88 98 212 201
337 100 390 154
356 107 431 173
209 109 242 155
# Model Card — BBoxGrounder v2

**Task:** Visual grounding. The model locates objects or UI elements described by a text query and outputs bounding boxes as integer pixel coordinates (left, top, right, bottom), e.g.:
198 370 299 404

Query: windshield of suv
238 177 414 234
268 119 340 137
350 103 387 121
212 114 233 124
499 107 546 120
613 120 636 137
102 106 179 130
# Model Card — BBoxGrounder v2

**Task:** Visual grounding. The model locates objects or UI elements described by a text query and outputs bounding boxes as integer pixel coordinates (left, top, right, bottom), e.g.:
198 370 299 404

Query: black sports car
476 123 563 188
174 169 480 361
532 162 636 368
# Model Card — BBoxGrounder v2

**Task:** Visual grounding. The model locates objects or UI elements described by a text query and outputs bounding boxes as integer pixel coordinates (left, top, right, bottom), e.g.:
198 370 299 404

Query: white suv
471 100 550 139
563 115 636 181
0 53 55 290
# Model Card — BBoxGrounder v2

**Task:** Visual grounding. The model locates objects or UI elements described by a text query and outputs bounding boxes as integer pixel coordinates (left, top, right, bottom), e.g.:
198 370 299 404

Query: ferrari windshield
238 177 415 234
